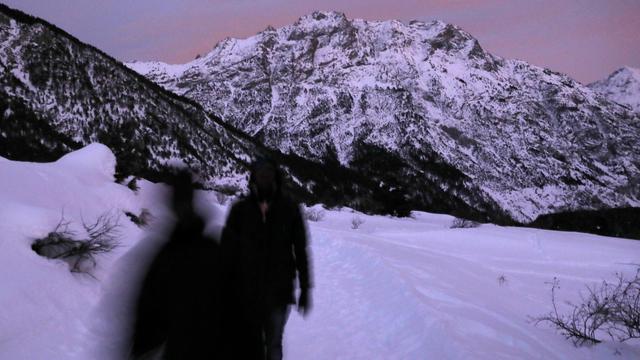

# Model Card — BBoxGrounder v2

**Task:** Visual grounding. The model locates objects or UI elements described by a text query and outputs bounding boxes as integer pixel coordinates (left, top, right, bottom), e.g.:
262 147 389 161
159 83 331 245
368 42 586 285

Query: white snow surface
1 145 639 359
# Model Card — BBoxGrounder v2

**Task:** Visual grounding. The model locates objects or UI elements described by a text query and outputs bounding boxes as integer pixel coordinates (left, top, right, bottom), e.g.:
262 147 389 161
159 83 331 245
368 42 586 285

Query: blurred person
221 158 313 360
129 169 221 359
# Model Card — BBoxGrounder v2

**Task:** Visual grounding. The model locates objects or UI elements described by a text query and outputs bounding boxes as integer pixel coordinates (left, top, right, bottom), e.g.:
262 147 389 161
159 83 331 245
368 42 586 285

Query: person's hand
297 288 312 317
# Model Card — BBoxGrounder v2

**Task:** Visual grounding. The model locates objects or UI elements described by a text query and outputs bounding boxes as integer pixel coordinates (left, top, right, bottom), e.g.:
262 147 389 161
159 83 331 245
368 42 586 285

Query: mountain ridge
588 66 640 113
127 10 640 222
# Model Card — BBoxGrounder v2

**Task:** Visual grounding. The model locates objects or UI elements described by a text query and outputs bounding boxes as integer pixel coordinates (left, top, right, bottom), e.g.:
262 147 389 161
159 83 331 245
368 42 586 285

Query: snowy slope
0 144 223 359
0 144 143 358
589 67 640 113
128 11 640 223
2 145 639 359
0 5 255 189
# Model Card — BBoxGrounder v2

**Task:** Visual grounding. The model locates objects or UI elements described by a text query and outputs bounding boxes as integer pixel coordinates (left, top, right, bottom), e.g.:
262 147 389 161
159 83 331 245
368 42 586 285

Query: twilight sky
5 0 639 84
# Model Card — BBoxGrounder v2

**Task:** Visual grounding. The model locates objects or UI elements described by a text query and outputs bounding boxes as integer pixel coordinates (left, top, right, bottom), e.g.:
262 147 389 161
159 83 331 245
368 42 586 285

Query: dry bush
304 207 325 222
351 216 364 229
533 269 640 345
31 212 121 275
125 208 152 227
126 177 140 192
450 218 480 229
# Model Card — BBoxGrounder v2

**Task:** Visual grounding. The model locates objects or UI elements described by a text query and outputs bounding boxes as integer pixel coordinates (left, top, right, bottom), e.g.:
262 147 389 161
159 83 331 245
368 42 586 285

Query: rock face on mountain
128 11 640 222
589 67 640 114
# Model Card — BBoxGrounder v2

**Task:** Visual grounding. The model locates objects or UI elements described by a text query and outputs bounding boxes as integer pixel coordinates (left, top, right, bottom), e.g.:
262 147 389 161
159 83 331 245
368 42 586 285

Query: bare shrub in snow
533 269 640 345
450 218 480 229
351 216 364 229
498 274 507 286
31 212 121 274
304 207 325 222
124 208 152 227
31 216 76 257
126 177 140 192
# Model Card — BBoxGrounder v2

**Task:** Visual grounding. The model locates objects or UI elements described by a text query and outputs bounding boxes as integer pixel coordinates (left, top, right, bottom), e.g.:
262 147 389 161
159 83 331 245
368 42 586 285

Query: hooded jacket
221 160 312 308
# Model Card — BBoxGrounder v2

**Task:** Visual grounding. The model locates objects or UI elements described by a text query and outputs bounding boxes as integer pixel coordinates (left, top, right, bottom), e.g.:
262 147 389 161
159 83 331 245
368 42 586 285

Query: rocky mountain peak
419 22 493 66
262 24 277 33
601 67 640 87
297 10 349 25
589 66 640 113
616 66 640 79
288 11 353 41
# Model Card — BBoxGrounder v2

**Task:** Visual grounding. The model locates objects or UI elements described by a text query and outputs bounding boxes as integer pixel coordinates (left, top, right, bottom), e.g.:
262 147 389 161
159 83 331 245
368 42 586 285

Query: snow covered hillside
127 11 640 223
2 145 639 359
589 67 640 113
0 5 252 188
0 144 144 358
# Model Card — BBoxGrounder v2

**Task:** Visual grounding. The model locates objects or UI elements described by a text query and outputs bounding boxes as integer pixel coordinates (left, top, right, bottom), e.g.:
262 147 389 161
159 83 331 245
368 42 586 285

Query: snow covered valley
1 145 639 359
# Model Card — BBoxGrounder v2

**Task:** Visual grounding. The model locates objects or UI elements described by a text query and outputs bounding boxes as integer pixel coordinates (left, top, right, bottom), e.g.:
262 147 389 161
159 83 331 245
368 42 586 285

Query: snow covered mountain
0 5 516 223
128 11 640 223
0 5 432 217
589 67 640 113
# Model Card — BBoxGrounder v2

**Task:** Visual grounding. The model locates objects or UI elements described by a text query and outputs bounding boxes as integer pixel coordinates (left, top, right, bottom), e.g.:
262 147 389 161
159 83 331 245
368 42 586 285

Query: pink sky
5 0 640 83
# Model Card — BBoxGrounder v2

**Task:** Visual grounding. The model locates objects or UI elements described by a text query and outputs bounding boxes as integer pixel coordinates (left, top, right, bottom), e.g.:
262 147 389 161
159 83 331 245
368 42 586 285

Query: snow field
285 210 640 359
1 144 639 359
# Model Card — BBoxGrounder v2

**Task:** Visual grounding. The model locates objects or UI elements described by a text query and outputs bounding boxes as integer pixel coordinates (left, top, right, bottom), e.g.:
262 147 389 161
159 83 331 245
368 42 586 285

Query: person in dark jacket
130 169 221 359
221 158 312 360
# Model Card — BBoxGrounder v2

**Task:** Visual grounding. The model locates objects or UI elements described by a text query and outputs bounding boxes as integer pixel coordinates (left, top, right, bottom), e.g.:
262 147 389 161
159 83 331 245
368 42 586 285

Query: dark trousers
264 305 290 360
